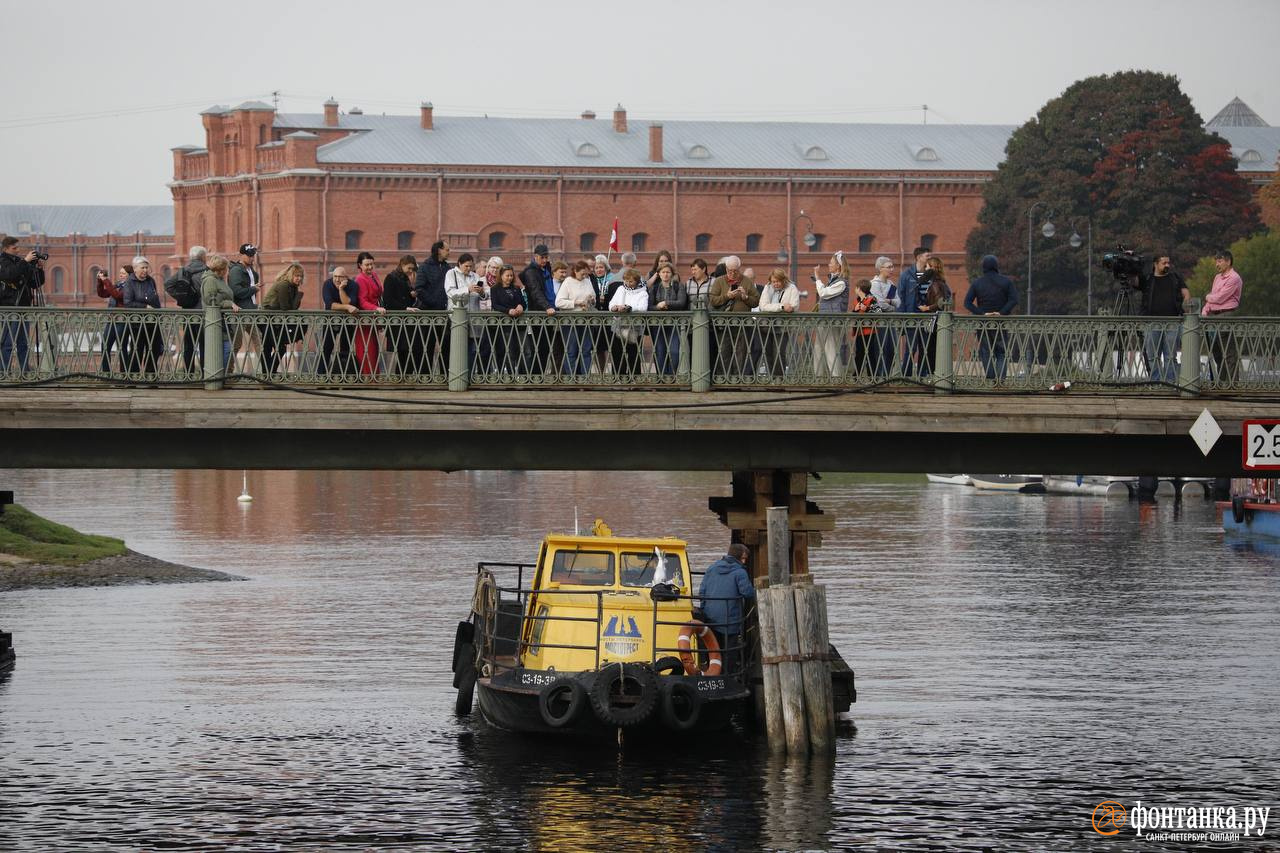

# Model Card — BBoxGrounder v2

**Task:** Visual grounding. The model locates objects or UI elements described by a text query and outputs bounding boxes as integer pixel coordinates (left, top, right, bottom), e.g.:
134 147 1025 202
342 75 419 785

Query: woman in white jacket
757 269 800 376
556 260 597 376
608 269 649 376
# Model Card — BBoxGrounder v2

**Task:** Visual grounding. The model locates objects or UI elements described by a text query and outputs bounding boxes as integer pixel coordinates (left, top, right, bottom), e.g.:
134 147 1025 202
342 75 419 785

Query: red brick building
7 98 1274 308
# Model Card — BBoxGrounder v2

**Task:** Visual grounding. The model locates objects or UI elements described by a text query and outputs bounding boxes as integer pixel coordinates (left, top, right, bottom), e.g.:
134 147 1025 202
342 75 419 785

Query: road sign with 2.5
1243 420 1280 470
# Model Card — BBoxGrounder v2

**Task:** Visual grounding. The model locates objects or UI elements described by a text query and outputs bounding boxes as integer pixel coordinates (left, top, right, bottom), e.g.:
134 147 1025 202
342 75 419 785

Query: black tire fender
1232 495 1248 524
454 663 477 715
659 678 703 732
452 642 475 689
588 662 659 728
653 656 684 676
538 677 587 728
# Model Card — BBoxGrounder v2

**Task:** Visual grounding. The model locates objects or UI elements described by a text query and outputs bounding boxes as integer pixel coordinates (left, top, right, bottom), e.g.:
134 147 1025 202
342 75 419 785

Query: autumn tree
1260 157 1280 231
965 71 1261 314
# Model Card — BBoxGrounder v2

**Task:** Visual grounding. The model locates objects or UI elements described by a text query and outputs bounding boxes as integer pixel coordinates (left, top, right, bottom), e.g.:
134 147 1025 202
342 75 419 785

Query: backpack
164 268 200 309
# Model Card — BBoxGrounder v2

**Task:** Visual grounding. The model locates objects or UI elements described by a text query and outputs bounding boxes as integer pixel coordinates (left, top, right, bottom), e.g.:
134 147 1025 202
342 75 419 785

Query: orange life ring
676 620 722 676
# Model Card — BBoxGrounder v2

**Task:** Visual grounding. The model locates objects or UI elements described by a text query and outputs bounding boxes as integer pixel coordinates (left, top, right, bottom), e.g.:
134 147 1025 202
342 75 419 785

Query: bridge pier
708 471 834 583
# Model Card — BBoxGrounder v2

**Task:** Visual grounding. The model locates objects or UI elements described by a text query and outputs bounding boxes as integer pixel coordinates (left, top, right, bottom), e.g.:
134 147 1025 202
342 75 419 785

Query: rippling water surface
1 469 1277 851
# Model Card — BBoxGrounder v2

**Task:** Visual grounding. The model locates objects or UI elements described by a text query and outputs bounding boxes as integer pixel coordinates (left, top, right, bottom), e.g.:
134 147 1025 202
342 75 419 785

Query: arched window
745 233 762 253
258 125 267 146
345 230 363 251
580 232 597 253
920 233 937 252
52 266 65 293
695 233 712 254
810 233 825 253
197 214 207 246
397 230 414 251
488 231 506 250
858 233 875 253
272 209 282 247
631 232 648 254
88 265 102 286
233 208 242 243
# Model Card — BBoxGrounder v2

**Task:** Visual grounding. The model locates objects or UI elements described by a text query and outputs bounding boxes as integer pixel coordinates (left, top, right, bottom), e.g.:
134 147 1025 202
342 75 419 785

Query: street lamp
1026 202 1055 315
1069 219 1093 315
782 211 816 287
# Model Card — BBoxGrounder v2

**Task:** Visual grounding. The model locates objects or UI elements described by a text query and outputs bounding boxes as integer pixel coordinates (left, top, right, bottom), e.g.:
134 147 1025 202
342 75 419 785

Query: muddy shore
1 549 246 592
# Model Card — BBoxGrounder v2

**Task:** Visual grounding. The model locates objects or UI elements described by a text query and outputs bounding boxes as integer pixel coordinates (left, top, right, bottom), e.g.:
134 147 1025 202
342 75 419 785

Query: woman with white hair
120 256 163 379
869 256 900 376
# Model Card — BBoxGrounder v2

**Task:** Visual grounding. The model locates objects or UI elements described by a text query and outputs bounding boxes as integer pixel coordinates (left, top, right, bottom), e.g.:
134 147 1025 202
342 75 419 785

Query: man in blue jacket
898 246 931 375
963 254 1019 380
698 544 756 675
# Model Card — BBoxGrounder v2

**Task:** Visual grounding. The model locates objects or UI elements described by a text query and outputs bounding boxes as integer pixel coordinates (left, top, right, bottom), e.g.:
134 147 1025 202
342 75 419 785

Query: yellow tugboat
451 521 855 736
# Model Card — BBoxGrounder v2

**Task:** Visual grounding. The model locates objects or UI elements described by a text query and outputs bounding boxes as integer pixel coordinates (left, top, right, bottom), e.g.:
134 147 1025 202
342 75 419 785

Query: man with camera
1136 253 1189 384
0 235 46 373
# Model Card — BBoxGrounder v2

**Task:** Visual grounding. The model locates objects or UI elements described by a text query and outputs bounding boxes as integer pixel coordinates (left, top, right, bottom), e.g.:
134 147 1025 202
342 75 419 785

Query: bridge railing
1 306 1276 395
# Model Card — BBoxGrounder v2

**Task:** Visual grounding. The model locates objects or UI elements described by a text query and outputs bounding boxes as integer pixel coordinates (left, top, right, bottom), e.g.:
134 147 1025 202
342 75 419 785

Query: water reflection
0 469 1277 850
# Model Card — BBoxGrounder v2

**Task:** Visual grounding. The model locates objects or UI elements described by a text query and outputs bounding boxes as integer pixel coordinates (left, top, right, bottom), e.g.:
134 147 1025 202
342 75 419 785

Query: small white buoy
237 471 253 503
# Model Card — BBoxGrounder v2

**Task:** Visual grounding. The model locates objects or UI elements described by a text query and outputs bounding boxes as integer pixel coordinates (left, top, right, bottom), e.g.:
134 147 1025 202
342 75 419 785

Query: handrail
3 306 1278 395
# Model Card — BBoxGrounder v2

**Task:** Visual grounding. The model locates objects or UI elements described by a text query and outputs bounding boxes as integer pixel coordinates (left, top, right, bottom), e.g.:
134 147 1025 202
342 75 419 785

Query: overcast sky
5 0 1277 206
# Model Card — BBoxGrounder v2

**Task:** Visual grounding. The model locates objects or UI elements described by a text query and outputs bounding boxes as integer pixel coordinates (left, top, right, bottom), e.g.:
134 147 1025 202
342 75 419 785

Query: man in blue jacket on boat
698 544 756 675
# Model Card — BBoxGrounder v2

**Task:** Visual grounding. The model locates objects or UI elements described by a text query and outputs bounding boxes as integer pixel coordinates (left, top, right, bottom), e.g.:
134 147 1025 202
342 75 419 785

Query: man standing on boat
698 544 756 676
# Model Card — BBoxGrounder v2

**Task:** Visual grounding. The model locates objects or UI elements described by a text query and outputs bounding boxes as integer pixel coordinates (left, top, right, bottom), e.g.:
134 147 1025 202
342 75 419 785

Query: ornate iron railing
2 306 1278 396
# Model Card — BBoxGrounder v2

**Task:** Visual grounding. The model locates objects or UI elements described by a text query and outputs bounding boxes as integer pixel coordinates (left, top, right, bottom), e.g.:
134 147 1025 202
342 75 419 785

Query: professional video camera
1101 245 1144 281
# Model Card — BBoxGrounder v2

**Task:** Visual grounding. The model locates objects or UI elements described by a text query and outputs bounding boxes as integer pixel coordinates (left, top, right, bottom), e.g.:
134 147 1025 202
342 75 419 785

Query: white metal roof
0 205 174 237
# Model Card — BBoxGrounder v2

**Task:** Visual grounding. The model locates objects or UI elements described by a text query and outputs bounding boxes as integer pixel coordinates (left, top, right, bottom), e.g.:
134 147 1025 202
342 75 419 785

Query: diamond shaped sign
1190 408 1222 456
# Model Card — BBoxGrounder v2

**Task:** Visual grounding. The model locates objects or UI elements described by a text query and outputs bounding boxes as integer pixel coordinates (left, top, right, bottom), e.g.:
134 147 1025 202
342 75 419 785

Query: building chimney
420 102 434 130
581 109 596 120
613 104 627 133
323 97 339 127
648 124 664 162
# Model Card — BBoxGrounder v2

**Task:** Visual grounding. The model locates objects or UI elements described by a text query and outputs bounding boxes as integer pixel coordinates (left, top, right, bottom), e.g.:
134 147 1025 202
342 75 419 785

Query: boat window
550 550 614 586
620 552 685 588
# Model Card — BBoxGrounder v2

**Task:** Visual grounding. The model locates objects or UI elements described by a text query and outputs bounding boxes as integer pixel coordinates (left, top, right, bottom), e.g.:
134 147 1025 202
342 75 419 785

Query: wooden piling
754 581 786 751
766 506 790 587
794 584 836 752
768 587 810 755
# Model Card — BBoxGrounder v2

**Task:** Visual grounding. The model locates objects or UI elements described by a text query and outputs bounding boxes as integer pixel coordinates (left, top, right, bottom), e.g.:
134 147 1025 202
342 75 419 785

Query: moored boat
926 474 972 486
0 630 14 674
1219 478 1280 540
452 522 854 739
1042 475 1136 498
969 474 1046 494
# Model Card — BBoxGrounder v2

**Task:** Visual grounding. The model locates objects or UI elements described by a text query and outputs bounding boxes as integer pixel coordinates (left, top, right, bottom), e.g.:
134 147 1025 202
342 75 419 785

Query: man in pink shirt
1203 250 1243 383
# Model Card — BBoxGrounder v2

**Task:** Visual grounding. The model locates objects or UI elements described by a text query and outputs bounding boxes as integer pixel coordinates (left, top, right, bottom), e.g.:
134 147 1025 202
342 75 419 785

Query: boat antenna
574 506 579 535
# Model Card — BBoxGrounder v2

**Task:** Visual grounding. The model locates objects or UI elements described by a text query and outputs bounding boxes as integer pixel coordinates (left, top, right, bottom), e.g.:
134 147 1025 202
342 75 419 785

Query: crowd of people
0 232 1246 383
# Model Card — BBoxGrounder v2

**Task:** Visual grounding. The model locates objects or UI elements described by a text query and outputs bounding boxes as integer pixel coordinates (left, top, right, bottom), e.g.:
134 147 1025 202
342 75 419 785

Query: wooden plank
794 584 836 753
771 587 809 756
767 507 790 587
789 471 809 495
755 587 786 752
724 511 835 531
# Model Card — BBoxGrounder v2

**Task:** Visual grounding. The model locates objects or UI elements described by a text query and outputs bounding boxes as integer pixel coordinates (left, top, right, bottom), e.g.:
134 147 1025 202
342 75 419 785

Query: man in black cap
519 243 557 373
228 243 261 369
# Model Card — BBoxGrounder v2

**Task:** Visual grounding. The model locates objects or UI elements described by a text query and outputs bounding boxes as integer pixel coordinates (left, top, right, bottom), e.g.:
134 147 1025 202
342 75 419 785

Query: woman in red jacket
353 252 386 375
97 264 131 373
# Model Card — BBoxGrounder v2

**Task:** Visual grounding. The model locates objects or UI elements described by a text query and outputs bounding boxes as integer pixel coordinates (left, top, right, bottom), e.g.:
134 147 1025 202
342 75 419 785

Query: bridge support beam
709 470 833 584
691 307 711 393
203 304 223 391
934 310 953 394
448 305 469 392
1179 312 1201 398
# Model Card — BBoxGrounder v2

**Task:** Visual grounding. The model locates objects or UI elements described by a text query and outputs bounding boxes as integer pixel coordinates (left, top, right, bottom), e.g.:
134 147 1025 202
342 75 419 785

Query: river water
1 469 1277 851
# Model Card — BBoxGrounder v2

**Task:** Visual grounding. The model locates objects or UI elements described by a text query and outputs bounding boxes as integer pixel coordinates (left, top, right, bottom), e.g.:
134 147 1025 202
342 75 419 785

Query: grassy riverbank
1 503 244 591
0 504 127 565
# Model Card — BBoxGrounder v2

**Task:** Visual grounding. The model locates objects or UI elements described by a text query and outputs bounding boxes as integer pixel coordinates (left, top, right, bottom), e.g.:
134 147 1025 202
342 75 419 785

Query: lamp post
1026 202 1055 315
1069 219 1092 315
779 211 816 287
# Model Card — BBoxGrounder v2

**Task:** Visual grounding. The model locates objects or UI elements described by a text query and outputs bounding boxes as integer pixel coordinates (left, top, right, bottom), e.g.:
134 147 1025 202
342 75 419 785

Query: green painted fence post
1179 311 1201 397
203 305 223 390
448 304 469 391
691 307 710 392
934 310 953 394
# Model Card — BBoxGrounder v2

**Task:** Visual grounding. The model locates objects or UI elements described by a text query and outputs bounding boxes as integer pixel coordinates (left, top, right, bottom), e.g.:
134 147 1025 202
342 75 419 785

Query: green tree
1187 231 1280 315
965 71 1261 315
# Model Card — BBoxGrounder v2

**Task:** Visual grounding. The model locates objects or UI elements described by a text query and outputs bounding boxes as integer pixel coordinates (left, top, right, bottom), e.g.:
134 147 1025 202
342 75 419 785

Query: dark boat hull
476 670 747 738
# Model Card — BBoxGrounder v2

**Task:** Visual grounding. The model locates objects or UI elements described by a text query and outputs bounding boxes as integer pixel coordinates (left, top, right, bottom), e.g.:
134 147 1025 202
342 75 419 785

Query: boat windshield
620 552 684 589
550 550 614 586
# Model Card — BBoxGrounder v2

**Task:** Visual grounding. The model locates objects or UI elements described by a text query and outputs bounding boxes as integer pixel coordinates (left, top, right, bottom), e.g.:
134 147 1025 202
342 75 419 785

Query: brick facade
169 102 998 309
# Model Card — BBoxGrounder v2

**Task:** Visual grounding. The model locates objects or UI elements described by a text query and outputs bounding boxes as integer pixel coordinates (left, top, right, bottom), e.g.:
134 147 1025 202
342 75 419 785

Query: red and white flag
609 217 619 252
